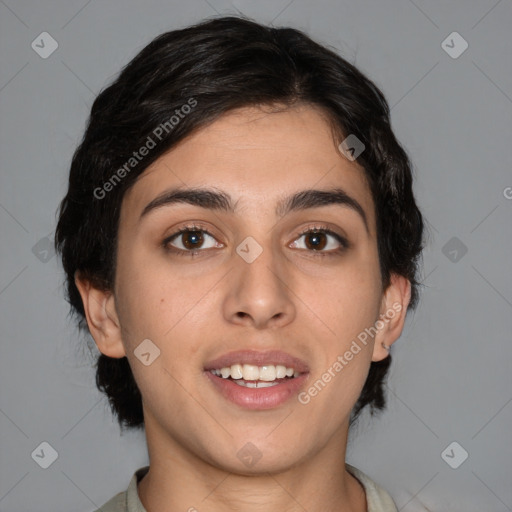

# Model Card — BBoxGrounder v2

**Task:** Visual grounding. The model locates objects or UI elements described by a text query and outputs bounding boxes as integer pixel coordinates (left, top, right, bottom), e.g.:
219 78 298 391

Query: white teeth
242 364 260 381
234 380 280 388
210 363 299 381
230 364 243 379
275 365 287 378
259 365 276 381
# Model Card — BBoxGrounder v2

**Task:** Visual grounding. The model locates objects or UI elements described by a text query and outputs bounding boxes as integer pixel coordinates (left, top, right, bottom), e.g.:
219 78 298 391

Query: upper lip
204 350 310 373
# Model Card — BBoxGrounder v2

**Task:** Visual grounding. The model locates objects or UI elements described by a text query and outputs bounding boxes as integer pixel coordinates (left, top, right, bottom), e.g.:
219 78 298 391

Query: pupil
306 232 326 250
183 231 203 249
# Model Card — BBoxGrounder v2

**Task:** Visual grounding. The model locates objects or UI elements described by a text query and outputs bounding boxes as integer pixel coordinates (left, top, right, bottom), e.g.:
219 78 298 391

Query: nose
222 239 296 330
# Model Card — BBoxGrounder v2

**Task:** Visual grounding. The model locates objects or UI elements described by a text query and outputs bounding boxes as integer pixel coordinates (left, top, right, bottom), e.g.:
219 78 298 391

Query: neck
137 420 367 512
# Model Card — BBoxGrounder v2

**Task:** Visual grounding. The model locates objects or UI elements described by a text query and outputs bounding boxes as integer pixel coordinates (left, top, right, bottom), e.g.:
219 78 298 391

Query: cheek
301 272 380 414
113 246 177 345
117 280 198 344
113 248 219 385
306 256 382 345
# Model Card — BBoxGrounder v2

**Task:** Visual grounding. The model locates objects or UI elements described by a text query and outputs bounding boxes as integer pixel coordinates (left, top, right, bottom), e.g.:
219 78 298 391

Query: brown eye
290 227 349 256
304 232 328 251
181 230 204 249
163 227 220 256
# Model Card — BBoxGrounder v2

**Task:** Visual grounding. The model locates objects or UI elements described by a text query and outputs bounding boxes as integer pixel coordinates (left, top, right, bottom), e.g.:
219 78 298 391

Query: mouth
204 350 309 410
209 364 300 387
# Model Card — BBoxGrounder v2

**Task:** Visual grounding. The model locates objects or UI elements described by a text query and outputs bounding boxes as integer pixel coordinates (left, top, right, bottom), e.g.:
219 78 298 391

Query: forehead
121 105 375 230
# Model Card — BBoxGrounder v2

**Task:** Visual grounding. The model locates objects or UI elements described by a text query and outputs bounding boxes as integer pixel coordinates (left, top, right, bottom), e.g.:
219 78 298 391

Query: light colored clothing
346 464 398 512
95 463 398 512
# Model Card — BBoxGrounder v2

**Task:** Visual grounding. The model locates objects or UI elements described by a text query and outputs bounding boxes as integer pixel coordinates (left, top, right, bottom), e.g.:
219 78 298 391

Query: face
81 104 408 474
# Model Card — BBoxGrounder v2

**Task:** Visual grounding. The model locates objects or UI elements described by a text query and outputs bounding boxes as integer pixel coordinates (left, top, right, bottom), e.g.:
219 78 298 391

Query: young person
55 16 424 512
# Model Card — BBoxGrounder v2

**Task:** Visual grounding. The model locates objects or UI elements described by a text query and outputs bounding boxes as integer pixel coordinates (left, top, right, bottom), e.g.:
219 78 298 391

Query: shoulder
346 463 398 512
94 466 149 512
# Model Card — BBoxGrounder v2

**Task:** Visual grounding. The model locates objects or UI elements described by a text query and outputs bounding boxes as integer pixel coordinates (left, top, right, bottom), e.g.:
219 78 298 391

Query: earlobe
74 271 126 358
371 274 412 362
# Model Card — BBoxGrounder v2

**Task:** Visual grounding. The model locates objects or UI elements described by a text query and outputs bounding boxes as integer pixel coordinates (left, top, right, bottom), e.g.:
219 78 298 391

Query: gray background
1 0 511 511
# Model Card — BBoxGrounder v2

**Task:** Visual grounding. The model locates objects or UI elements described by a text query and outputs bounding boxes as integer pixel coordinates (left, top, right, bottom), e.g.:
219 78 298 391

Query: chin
203 437 309 476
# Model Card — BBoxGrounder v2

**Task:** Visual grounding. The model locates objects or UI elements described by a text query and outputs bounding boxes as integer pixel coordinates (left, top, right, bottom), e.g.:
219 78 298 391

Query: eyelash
162 223 349 258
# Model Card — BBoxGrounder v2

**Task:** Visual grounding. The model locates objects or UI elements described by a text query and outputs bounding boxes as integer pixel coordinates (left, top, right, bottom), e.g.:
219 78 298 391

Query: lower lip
204 371 309 410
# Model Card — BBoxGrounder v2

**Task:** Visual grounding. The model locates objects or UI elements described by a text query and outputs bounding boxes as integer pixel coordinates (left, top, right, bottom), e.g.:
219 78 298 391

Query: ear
74 271 126 358
372 273 412 362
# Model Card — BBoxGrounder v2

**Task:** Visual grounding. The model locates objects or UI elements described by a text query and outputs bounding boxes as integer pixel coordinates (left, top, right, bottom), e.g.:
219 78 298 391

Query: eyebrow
139 186 369 232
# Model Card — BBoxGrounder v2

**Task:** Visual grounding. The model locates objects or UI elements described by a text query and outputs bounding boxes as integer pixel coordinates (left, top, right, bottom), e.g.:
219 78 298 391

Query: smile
204 351 309 409
210 363 300 381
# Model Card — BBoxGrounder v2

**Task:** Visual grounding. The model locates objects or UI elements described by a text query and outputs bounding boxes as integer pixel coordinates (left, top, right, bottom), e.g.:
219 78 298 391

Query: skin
76 104 411 512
